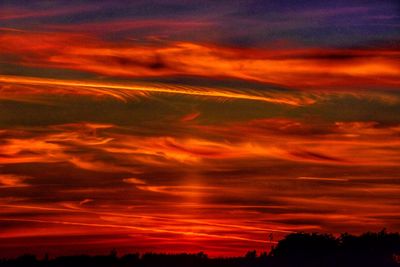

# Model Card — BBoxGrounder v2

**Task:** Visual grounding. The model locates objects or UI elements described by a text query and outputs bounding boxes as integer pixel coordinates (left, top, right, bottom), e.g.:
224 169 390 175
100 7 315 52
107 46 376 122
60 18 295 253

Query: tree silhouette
339 229 400 267
0 230 399 267
270 232 338 267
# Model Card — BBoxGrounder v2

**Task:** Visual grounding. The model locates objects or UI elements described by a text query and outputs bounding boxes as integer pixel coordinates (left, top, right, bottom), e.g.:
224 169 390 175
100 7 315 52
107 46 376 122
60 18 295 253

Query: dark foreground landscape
1 230 400 267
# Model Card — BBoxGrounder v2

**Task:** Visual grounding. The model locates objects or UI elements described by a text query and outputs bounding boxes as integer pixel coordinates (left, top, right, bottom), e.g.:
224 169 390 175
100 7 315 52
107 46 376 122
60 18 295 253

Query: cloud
0 75 313 106
0 4 101 20
1 30 399 91
123 177 146 185
180 112 201 122
0 175 30 188
297 177 349 182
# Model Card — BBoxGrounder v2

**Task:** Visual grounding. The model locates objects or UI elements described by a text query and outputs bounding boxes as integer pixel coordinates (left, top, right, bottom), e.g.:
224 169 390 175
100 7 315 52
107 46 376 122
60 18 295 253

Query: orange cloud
123 178 146 185
0 175 29 188
2 119 399 174
181 112 201 122
0 75 312 106
1 6 400 258
1 30 399 90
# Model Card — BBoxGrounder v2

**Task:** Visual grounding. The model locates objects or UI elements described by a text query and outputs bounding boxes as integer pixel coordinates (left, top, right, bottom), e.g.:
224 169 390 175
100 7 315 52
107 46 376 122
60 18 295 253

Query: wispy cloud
1 30 399 90
0 75 312 106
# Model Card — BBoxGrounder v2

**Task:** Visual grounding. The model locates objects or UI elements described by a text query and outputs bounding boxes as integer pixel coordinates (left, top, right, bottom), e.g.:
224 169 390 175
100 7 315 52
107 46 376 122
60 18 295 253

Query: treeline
1 230 400 267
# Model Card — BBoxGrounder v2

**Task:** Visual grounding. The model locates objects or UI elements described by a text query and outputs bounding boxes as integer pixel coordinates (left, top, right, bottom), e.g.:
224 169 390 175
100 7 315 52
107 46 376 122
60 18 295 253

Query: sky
0 0 400 258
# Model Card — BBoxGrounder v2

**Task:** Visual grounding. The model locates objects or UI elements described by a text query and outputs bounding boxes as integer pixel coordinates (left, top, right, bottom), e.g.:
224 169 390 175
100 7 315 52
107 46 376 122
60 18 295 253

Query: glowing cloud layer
1 0 400 258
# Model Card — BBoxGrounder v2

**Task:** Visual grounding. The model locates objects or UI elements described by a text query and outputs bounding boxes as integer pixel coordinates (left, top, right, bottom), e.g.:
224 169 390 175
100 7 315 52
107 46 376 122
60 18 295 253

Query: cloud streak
0 75 312 106
1 30 399 91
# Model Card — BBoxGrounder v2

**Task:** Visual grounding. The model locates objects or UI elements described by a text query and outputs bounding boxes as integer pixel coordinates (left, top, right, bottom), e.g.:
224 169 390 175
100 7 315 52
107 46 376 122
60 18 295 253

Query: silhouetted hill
1 230 399 267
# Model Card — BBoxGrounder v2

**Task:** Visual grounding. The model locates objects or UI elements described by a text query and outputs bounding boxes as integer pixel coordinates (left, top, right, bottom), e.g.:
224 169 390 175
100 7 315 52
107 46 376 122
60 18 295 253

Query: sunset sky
1 0 400 257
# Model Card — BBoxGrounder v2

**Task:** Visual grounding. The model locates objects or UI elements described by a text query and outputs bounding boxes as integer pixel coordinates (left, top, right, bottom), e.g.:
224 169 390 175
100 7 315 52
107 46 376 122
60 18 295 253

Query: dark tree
1 230 400 267
339 229 400 267
270 233 338 267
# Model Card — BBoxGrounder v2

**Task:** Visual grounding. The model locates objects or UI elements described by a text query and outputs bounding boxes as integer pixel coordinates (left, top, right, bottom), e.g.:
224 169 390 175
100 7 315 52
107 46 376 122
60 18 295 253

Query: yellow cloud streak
0 75 311 106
